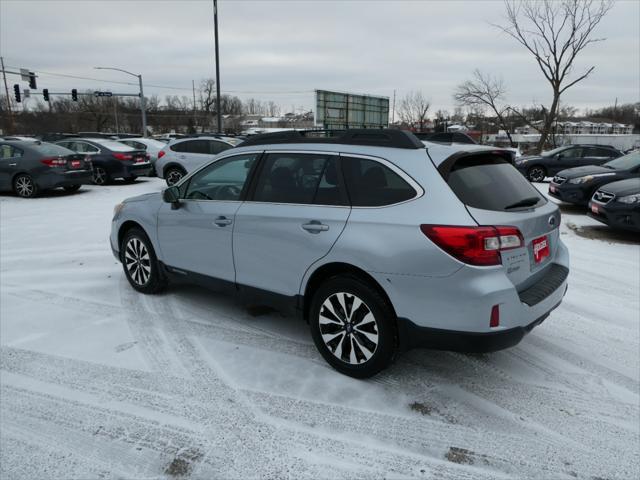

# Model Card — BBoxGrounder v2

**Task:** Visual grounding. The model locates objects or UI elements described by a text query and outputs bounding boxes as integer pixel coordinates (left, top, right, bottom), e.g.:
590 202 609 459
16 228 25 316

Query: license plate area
70 160 81 169
531 235 550 264
591 204 599 214
549 185 557 193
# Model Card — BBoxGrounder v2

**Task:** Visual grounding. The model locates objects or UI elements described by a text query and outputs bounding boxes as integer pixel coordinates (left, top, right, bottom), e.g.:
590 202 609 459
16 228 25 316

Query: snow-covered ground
1 178 638 479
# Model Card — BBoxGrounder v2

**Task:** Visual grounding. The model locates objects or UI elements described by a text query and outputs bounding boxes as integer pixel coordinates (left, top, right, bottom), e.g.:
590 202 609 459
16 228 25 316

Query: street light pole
213 0 222 133
94 66 147 137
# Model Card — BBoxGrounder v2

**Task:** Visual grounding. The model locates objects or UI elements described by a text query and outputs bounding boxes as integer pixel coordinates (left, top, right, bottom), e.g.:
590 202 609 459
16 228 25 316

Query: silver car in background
118 137 167 176
110 129 569 377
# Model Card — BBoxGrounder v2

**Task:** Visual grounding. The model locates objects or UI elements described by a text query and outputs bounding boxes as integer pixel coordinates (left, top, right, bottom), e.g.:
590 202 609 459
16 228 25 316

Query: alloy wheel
166 169 183 186
319 292 379 365
93 167 107 185
15 175 34 197
529 167 545 182
124 237 151 286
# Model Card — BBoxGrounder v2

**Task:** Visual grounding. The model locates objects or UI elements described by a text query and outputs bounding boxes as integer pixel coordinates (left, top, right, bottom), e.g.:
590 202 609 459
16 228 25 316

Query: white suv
155 136 237 185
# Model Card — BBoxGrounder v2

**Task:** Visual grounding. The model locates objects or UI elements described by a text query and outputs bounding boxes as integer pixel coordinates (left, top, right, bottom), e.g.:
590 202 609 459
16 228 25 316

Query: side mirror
163 186 181 209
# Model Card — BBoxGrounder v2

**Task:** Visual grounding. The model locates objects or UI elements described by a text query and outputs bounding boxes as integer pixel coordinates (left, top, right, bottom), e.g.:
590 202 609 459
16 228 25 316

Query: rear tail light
113 153 133 161
157 150 166 159
420 225 524 266
40 157 67 167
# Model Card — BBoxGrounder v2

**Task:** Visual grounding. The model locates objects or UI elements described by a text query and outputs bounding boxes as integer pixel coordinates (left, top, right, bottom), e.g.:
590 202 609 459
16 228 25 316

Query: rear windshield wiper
504 197 540 210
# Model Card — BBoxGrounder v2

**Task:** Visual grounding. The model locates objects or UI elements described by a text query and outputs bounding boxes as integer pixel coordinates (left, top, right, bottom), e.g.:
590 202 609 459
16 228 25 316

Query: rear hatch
436 152 560 290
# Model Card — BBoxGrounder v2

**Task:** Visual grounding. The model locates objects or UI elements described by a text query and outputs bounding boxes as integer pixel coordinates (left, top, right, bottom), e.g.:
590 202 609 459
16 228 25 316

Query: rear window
445 155 545 211
90 139 135 151
30 143 75 156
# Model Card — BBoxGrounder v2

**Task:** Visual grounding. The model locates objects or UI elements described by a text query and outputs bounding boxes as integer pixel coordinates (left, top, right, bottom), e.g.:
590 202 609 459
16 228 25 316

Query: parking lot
1 178 638 479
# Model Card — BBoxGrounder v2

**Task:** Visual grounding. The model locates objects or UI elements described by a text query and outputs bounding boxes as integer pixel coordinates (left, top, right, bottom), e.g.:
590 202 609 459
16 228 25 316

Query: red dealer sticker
532 235 550 264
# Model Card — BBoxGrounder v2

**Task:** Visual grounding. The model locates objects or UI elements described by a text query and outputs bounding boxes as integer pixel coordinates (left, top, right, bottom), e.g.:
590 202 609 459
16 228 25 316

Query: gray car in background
110 129 570 377
118 137 166 176
0 140 92 197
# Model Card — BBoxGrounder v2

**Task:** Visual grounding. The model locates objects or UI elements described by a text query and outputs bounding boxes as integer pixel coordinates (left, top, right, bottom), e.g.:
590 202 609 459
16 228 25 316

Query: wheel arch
118 220 148 253
163 162 186 177
301 262 396 322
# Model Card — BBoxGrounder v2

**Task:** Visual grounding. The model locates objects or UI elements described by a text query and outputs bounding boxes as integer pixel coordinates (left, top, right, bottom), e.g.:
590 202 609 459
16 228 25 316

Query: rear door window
444 155 546 211
341 156 416 206
0 144 23 159
209 140 233 155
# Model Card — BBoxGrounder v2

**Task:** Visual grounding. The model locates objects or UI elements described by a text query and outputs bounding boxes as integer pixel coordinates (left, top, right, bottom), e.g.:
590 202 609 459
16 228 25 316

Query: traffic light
13 84 21 103
71 89 78 101
43 89 49 102
28 72 37 89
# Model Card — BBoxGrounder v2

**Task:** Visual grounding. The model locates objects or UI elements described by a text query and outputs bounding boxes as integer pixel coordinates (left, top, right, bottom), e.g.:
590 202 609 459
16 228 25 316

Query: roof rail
239 129 424 149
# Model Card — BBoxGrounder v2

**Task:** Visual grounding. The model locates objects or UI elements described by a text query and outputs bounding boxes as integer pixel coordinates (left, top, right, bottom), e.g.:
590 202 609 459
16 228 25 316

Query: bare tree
398 91 431 131
495 0 614 152
454 69 516 146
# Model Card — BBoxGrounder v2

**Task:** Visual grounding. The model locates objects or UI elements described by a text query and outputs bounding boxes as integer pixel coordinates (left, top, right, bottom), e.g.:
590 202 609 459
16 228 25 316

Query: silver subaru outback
110 130 569 378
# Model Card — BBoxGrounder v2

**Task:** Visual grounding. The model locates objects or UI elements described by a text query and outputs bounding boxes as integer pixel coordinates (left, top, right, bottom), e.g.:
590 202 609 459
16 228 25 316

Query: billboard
315 90 389 129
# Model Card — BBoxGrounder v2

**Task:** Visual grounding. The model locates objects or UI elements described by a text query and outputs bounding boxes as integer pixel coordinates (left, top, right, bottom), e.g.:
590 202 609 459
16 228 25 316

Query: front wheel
309 276 397 378
13 174 38 198
527 166 547 182
92 166 110 185
120 227 166 294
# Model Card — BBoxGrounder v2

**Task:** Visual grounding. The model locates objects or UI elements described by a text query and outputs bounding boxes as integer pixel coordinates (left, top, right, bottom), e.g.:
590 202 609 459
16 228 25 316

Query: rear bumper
398 302 560 353
121 162 153 178
588 202 640 232
37 169 93 189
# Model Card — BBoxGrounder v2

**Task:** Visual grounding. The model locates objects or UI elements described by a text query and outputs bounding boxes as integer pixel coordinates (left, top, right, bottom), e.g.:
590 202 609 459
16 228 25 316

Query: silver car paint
111 141 569 334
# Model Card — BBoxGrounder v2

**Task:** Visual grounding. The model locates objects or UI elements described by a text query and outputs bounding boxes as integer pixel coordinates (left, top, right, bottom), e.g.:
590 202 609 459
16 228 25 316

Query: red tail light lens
113 153 133 161
40 157 67 167
490 305 500 327
157 150 166 159
420 225 524 266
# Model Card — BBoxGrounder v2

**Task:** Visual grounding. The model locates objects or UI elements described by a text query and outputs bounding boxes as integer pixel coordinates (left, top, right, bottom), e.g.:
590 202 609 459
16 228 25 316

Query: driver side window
183 153 258 201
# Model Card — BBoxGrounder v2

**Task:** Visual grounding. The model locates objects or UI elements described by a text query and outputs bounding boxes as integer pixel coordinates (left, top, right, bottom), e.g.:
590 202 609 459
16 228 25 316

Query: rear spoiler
429 149 516 181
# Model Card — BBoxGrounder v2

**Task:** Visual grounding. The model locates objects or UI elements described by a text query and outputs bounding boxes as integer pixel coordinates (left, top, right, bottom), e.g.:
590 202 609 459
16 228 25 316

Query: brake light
40 157 67 167
113 153 133 161
158 150 166 159
490 305 500 327
420 225 524 266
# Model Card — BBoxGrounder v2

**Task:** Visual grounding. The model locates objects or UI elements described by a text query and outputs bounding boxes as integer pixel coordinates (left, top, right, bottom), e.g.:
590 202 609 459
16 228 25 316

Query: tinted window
341 156 416 206
253 153 344 205
446 155 545 211
30 143 75 156
183 153 258 201
604 151 640 170
209 140 232 154
561 148 582 159
91 139 135 151
171 139 208 154
0 144 23 159
592 147 616 158
123 140 146 150
73 142 100 153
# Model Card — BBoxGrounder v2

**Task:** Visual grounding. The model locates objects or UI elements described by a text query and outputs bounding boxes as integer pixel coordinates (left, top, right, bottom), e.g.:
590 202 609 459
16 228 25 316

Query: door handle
302 221 329 233
213 216 233 227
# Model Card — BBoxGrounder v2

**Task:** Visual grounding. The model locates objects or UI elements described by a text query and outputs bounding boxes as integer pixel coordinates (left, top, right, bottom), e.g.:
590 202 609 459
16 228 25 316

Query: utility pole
213 0 222 132
94 67 147 137
392 89 396 125
192 79 198 131
1 56 14 133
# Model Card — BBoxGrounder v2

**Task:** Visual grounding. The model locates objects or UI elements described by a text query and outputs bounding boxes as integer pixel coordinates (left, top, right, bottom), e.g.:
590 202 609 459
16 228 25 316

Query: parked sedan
55 138 152 185
588 178 640 232
118 137 166 176
548 151 640 206
0 140 92 197
515 144 622 182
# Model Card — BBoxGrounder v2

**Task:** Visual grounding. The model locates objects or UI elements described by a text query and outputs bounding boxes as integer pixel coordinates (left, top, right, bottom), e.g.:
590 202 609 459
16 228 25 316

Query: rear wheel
309 275 397 378
527 166 547 182
165 167 185 186
63 185 81 193
92 166 110 185
13 174 38 198
120 227 166 294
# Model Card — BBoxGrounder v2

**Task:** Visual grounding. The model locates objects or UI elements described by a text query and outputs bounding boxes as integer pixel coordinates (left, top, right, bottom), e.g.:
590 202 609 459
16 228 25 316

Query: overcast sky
1 0 638 115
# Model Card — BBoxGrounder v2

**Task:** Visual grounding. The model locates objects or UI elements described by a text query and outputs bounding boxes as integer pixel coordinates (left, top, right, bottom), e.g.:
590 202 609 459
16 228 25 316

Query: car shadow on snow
566 221 640 245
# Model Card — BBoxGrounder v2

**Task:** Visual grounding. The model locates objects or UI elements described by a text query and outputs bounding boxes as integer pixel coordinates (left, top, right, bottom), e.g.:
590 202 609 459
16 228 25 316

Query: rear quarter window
445 155 545 211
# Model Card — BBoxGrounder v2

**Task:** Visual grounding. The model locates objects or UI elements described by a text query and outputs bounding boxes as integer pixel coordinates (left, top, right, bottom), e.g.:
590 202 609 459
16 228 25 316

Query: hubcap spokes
94 168 105 184
319 292 379 365
167 171 182 185
16 177 33 196
124 238 151 286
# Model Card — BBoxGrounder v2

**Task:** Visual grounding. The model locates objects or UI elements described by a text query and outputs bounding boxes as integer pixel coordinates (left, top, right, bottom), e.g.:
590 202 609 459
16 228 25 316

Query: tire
120 227 166 294
527 165 547 182
92 166 110 185
165 167 185 186
309 275 397 378
63 185 82 193
13 174 38 198
123 176 137 184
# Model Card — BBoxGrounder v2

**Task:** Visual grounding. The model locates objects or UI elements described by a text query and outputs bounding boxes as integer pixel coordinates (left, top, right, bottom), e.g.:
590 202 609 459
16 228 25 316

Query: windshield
541 146 569 157
90 139 136 151
604 151 640 170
